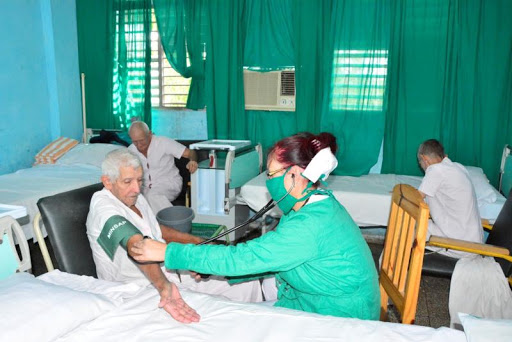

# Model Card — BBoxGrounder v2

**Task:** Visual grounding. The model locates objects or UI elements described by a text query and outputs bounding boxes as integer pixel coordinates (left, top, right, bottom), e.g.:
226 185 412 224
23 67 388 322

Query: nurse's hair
418 139 445 159
129 121 150 136
268 132 337 169
102 148 142 182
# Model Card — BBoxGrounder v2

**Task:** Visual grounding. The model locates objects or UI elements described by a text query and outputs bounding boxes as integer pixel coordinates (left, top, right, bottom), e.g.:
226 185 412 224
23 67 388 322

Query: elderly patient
417 139 484 258
128 121 198 213
86 148 262 323
131 132 380 320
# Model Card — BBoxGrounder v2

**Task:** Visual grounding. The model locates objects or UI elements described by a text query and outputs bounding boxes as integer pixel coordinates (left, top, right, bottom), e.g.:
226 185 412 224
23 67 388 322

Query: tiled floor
29 236 452 328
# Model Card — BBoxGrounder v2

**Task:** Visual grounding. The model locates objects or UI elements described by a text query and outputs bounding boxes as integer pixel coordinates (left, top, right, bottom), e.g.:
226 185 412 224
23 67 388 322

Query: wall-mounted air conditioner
243 70 295 111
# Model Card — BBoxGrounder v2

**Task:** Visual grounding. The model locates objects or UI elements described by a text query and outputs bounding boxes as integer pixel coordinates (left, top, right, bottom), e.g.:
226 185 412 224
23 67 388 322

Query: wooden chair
380 184 430 324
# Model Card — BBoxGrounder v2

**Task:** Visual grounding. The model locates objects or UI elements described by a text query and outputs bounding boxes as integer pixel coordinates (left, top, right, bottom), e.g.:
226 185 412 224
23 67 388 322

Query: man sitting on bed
128 121 198 214
417 139 484 258
86 148 262 323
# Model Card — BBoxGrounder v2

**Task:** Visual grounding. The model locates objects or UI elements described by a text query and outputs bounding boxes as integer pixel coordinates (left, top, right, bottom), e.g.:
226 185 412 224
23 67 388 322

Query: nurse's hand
131 238 166 263
189 271 210 281
159 282 200 323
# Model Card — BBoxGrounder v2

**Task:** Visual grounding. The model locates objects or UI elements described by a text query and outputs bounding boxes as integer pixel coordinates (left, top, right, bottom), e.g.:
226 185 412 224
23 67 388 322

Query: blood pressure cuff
97 215 142 260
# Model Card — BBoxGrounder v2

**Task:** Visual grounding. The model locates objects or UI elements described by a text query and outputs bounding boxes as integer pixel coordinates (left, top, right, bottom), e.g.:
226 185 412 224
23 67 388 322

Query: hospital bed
240 166 506 227
0 143 122 240
0 185 499 342
0 270 468 342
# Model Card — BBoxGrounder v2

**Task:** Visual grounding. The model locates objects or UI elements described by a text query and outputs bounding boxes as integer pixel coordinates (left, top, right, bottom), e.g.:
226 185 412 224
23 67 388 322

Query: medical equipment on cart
189 140 263 241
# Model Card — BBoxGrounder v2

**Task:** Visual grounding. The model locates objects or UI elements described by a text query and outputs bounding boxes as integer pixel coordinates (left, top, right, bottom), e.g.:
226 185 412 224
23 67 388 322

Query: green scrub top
165 195 380 320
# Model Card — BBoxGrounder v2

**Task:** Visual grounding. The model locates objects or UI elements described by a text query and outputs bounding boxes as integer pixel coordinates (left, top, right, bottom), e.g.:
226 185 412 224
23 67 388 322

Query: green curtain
243 0 294 70
320 0 390 175
205 0 247 140
112 0 152 130
201 0 389 175
446 0 512 185
382 0 455 175
242 0 295 159
76 0 113 129
78 0 512 180
76 0 152 131
291 0 332 135
153 0 207 110
246 111 298 162
382 0 512 185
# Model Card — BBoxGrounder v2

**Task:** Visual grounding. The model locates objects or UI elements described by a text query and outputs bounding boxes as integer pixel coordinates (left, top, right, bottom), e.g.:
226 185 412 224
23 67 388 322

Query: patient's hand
159 282 200 323
186 160 198 174
131 239 166 263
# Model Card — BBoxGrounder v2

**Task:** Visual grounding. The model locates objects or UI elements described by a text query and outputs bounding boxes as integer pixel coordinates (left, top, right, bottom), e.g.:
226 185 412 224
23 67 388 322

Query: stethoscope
198 174 296 245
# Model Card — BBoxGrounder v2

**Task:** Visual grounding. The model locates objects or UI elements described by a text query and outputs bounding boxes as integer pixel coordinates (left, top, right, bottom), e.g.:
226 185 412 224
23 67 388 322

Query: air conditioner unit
243 70 295 111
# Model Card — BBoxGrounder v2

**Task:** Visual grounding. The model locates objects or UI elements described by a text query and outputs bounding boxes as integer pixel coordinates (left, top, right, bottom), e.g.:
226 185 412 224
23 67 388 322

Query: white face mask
301 147 338 183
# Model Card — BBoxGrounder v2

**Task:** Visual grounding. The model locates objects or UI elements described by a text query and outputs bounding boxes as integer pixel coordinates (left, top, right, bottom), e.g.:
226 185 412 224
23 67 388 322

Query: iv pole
81 73 87 143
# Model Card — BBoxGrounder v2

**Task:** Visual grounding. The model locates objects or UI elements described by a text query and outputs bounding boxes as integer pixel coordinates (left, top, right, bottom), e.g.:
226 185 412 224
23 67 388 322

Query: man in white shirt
417 139 484 258
128 121 198 213
86 149 262 322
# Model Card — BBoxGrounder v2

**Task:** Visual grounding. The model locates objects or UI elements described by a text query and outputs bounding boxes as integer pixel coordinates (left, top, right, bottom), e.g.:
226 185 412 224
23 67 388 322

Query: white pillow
0 273 115 342
464 166 497 204
56 143 123 168
459 313 512 342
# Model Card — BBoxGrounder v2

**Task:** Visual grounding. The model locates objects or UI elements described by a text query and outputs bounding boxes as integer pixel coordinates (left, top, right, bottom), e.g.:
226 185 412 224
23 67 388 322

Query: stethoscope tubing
198 174 295 245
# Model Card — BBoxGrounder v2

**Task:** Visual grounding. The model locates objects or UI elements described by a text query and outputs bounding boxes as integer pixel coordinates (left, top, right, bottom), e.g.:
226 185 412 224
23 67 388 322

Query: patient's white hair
102 148 142 182
129 121 150 136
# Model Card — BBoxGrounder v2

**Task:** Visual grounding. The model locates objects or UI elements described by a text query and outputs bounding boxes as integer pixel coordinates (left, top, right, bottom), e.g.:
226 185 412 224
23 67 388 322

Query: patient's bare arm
126 235 200 323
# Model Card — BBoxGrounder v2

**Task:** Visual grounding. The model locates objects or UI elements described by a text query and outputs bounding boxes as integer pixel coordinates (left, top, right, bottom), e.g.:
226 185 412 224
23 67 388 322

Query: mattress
0 143 123 241
1 270 467 342
0 164 102 240
240 172 505 227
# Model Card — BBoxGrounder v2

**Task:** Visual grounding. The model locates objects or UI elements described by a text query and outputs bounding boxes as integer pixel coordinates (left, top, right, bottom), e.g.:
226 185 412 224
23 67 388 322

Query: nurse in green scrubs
132 132 380 320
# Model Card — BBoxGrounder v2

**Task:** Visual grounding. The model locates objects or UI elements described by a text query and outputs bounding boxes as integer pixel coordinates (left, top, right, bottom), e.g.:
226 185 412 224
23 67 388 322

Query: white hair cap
302 147 338 183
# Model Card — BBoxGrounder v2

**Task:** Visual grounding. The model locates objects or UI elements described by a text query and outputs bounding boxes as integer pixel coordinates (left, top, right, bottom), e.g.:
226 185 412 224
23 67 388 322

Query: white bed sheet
0 164 102 239
240 172 505 227
32 271 466 342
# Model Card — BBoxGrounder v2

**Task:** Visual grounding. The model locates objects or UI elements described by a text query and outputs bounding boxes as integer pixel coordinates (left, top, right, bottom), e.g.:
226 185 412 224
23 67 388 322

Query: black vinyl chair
422 189 512 281
36 183 103 277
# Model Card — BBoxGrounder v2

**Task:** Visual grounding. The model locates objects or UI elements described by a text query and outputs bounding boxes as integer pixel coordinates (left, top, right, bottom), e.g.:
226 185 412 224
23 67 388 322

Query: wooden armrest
427 235 512 262
481 218 493 230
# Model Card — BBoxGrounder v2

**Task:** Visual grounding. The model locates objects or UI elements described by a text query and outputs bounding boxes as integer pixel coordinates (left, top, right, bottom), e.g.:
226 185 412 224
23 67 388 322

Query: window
331 50 388 111
149 12 191 108
113 8 192 115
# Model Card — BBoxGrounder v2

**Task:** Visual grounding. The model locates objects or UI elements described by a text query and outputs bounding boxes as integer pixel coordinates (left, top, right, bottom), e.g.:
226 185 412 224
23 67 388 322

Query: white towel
449 255 512 329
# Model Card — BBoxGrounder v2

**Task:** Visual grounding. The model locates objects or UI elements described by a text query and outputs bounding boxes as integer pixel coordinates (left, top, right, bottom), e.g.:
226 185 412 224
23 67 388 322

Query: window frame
330 49 388 112
150 11 192 110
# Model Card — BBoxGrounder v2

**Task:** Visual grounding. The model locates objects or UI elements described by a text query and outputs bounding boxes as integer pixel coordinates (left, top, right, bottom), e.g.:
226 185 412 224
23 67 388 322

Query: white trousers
261 277 278 301
143 187 181 215
164 270 263 303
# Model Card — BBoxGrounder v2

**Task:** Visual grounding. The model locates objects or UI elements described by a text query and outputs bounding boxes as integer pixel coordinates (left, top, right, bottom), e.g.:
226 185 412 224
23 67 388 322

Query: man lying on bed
86 148 262 323
417 139 484 258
